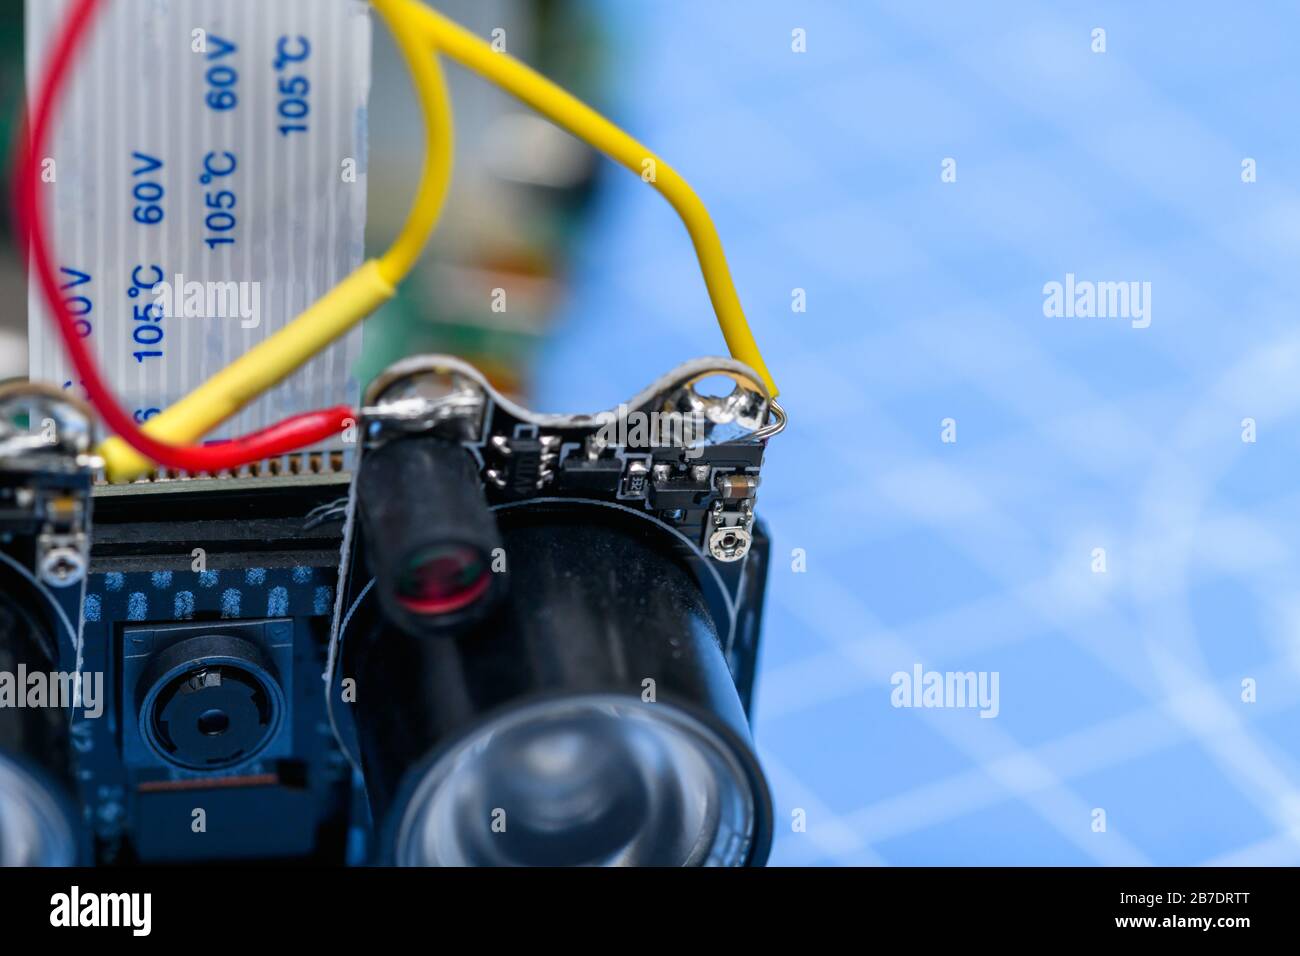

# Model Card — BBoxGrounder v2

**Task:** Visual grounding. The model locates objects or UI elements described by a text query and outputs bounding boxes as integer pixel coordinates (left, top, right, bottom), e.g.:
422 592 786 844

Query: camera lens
395 543 491 615
136 634 284 772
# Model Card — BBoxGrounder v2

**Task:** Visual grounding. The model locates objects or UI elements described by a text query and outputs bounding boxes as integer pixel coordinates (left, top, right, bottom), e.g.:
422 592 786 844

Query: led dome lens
394 694 760 867
0 752 75 867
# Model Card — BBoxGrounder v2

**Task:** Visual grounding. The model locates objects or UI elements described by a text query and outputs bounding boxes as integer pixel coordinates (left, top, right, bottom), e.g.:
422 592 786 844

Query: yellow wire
374 0 454 286
406 2 777 398
99 0 776 480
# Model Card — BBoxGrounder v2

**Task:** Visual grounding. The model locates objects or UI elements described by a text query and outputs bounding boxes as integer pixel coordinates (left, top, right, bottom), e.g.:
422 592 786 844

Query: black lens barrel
356 437 503 631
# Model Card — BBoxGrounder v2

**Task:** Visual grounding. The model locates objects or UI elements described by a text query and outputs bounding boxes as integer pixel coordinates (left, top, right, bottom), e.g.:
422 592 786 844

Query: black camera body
77 474 355 863
0 357 780 866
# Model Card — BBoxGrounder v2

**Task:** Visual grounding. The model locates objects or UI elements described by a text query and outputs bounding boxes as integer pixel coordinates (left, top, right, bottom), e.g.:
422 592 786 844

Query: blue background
535 1 1300 865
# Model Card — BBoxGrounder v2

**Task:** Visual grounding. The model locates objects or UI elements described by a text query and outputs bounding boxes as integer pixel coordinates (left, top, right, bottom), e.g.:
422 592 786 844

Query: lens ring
138 651 284 772
390 692 772 867
395 542 492 615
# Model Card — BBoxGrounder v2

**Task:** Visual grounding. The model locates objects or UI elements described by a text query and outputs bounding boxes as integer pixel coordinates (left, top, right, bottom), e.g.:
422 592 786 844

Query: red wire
13 0 355 473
